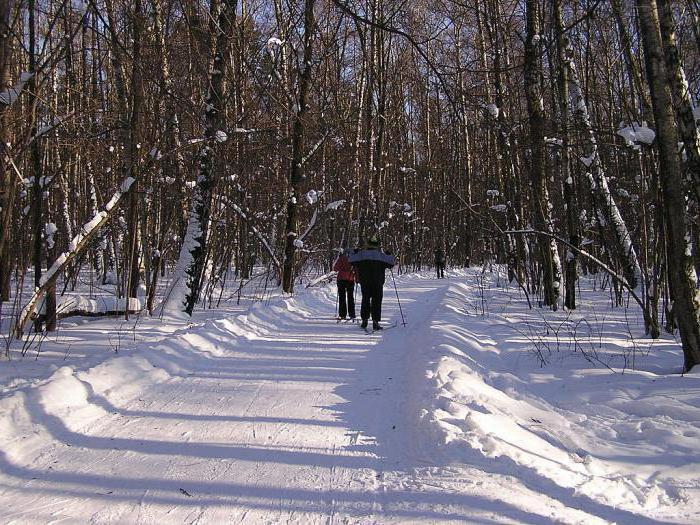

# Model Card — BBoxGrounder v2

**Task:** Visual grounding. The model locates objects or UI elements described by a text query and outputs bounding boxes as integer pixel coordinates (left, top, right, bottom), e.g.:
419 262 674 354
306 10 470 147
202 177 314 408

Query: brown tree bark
0 0 14 302
553 0 578 310
657 0 700 205
281 0 316 293
125 0 144 309
171 0 237 314
637 0 700 371
524 0 561 308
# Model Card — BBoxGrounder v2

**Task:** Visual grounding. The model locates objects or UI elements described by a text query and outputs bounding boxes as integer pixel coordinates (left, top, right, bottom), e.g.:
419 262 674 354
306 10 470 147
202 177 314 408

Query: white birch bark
563 41 641 288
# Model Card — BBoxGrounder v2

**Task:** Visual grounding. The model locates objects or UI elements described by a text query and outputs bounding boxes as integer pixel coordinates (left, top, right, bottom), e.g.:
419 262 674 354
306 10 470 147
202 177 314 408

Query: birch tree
524 0 561 308
637 0 700 371
281 0 316 293
166 0 237 314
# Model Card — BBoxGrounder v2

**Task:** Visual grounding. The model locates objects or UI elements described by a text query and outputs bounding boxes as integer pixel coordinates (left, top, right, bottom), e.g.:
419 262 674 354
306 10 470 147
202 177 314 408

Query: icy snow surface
1 269 698 523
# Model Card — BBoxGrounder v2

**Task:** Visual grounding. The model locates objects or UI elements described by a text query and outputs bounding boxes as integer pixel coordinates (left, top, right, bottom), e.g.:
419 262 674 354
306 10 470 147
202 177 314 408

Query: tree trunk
167 0 237 314
553 0 578 310
281 0 315 293
524 0 561 308
0 0 13 302
28 0 51 331
657 0 700 205
124 0 144 316
637 0 700 371
563 31 641 290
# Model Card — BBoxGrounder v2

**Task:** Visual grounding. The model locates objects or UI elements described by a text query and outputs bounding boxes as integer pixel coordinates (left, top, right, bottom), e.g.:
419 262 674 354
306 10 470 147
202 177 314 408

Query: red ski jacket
333 255 355 282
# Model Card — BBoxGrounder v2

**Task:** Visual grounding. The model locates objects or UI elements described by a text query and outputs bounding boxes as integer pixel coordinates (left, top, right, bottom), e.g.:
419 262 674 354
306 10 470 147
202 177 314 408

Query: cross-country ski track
1 270 698 524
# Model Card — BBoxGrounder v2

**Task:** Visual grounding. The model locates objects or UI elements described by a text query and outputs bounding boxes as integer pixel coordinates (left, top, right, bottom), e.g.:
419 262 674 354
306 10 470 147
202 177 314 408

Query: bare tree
637 0 700 371
524 0 562 308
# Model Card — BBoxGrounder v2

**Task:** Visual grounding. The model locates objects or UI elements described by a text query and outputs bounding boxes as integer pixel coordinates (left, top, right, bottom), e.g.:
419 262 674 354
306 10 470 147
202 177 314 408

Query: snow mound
418 278 697 519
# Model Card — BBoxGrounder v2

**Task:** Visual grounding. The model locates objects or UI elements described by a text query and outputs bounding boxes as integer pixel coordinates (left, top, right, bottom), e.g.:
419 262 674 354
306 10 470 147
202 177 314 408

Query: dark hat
368 235 379 246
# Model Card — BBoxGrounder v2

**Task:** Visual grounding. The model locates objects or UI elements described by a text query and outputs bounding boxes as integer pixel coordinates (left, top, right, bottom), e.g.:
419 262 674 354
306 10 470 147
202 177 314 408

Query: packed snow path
2 271 698 523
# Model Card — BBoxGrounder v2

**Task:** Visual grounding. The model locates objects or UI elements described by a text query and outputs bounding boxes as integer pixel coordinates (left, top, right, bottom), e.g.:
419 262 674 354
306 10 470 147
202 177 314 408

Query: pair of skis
362 320 399 334
334 317 399 333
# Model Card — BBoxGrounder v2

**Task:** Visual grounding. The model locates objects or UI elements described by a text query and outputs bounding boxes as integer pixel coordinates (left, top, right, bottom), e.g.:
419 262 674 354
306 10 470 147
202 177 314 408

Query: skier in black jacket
434 246 446 279
349 236 396 330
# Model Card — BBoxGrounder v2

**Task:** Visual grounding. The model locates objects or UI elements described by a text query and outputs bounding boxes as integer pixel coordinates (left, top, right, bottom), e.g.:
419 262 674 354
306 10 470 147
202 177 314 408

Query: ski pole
352 280 357 315
334 283 339 318
390 268 406 327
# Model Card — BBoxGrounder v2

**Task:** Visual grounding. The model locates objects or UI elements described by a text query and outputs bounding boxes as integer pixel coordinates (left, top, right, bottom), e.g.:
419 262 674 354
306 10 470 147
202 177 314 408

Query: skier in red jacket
333 249 356 320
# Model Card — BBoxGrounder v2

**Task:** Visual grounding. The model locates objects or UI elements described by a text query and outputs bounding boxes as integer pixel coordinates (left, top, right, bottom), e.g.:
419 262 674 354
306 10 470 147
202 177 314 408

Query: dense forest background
0 0 698 367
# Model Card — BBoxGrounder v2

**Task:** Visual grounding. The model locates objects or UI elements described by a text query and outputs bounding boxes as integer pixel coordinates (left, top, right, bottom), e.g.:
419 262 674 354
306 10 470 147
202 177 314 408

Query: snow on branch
0 72 33 106
298 199 346 243
31 115 69 142
484 103 500 119
0 144 29 185
225 198 281 270
299 130 330 167
325 199 345 211
15 176 137 338
617 122 656 147
298 209 319 242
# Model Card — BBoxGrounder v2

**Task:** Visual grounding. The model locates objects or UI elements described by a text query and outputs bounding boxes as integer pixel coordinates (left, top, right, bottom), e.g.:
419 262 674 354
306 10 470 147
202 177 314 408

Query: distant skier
349 235 396 330
332 248 356 320
434 246 446 279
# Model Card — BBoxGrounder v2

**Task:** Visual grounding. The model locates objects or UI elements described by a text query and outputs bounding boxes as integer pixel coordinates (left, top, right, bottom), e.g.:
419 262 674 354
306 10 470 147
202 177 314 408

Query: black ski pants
337 280 356 318
436 263 445 279
360 281 384 322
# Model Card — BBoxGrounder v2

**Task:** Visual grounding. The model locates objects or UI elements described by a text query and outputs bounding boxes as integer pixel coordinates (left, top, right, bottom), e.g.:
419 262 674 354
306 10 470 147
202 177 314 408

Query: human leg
347 282 356 318
360 283 371 327
371 286 383 323
337 281 348 318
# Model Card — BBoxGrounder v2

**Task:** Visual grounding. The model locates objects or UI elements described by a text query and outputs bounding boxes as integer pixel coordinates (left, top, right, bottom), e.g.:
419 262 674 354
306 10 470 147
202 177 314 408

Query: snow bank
57 295 143 316
0 358 170 465
2 269 697 522
417 275 698 521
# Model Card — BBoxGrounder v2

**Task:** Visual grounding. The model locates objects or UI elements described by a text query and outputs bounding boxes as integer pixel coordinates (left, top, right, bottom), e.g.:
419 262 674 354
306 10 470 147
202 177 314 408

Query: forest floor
1 268 699 524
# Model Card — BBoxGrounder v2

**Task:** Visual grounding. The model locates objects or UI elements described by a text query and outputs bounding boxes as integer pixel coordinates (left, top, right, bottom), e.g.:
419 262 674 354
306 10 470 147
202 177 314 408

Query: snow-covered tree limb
14 177 137 338
0 72 33 106
564 42 641 289
227 200 282 270
299 130 330 167
505 229 659 338
299 200 345 243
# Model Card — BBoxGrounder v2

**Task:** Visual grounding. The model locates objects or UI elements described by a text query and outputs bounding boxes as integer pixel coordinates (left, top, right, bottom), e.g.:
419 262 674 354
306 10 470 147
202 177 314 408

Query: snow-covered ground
1 268 698 523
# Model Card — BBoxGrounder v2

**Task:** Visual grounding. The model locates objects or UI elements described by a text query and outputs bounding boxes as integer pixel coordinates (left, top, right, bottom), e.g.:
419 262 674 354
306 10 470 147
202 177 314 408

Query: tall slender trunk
637 0 700 371
168 0 237 314
125 0 144 310
611 0 652 119
554 0 578 310
455 23 472 267
487 0 526 282
281 0 315 293
28 0 49 330
524 0 561 308
0 0 13 301
563 30 641 290
657 0 700 205
150 0 185 309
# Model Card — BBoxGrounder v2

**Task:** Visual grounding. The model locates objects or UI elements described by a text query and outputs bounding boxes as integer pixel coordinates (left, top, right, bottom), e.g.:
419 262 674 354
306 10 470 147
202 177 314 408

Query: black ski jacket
349 248 396 286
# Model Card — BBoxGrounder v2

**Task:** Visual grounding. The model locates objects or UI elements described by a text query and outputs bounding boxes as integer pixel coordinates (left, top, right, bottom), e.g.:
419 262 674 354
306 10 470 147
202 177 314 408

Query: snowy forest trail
1 279 463 524
1 272 697 524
